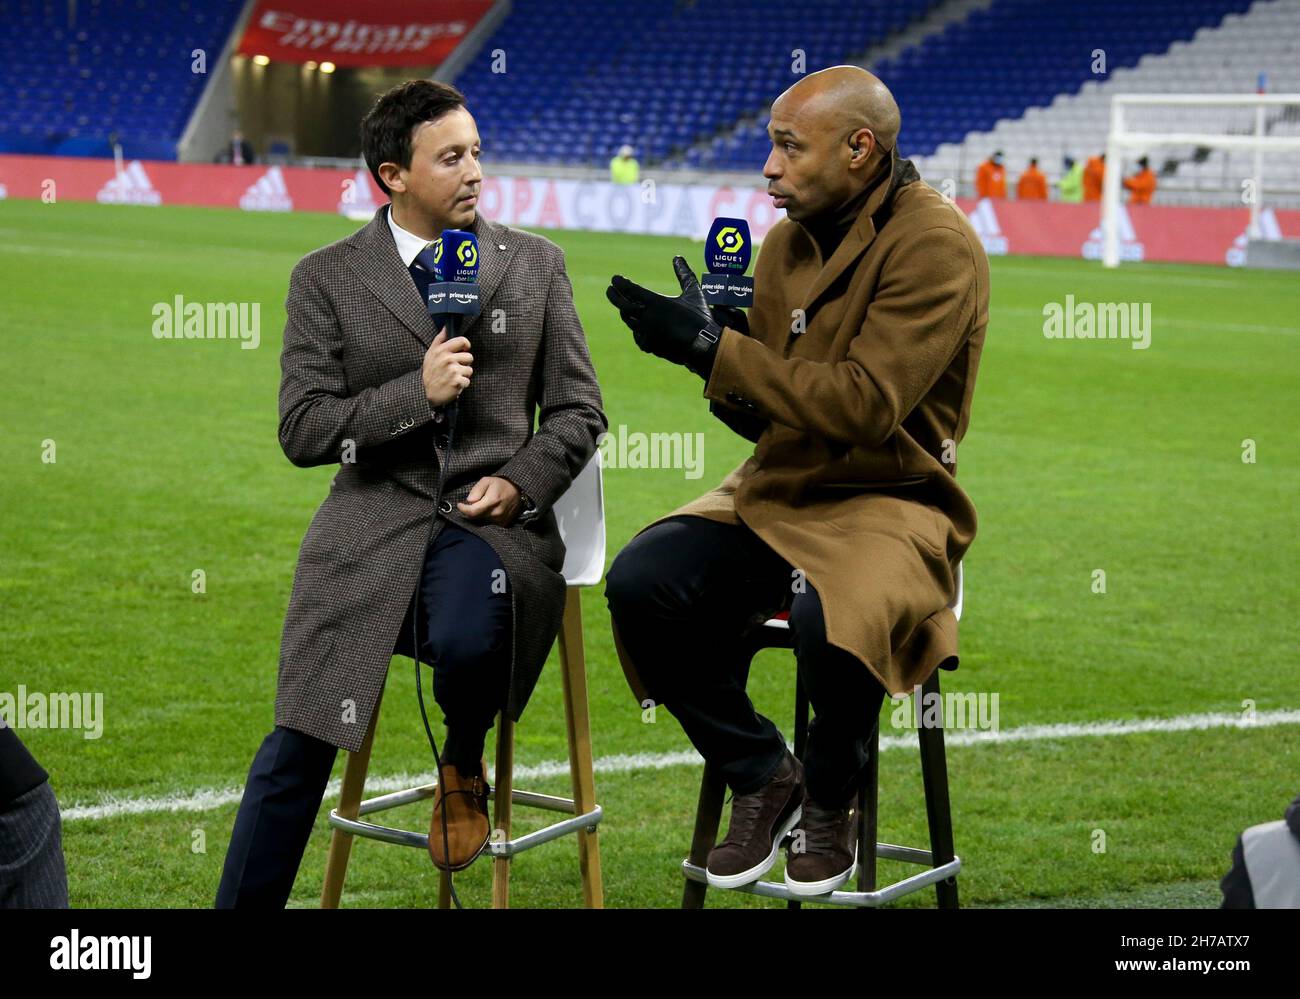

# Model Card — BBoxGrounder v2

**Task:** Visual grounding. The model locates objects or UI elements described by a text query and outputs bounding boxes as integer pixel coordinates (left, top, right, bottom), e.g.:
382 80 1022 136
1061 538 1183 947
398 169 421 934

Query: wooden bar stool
320 455 607 909
681 563 965 909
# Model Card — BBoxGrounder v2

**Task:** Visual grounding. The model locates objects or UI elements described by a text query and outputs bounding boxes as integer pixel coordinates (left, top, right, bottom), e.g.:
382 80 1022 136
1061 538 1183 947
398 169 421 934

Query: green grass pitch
1 198 1296 908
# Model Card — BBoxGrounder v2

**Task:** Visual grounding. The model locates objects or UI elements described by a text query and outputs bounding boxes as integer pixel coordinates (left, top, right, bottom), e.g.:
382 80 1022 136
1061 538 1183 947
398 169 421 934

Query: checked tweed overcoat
275 205 606 753
616 154 988 701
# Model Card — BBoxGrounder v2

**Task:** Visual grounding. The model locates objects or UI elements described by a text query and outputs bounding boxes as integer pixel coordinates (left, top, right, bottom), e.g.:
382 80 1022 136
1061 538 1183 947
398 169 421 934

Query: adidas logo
1082 205 1144 261
239 166 294 212
338 168 378 219
966 198 1007 255
97 160 162 206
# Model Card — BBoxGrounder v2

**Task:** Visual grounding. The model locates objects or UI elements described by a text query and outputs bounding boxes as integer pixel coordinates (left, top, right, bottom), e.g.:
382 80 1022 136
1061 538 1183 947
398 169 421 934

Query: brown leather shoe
706 749 804 889
784 796 857 896
428 756 491 872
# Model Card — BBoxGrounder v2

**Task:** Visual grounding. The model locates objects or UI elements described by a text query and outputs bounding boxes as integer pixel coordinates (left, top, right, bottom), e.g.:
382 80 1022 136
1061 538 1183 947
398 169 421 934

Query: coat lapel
345 206 435 346
344 206 511 350
459 212 509 339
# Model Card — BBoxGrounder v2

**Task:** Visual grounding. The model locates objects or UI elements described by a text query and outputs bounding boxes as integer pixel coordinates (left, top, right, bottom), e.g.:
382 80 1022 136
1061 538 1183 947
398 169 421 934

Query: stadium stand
2 0 1292 207
451 0 938 170
912 0 1300 206
695 0 1256 174
0 0 245 160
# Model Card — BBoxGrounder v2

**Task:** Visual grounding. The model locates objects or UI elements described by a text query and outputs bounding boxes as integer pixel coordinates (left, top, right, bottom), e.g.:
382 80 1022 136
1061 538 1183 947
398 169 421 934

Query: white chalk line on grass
61 708 1300 823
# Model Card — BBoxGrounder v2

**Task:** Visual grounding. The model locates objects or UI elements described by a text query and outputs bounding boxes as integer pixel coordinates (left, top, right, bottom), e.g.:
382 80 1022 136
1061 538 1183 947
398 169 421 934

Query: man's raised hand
421 327 474 407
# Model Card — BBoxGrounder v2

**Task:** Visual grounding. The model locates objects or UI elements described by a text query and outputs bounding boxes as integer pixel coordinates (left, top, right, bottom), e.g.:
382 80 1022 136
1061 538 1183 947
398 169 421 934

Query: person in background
610 144 639 184
974 149 1006 198
1221 793 1300 908
1123 155 1157 205
0 727 69 907
1016 156 1047 200
1058 155 1084 203
216 129 256 166
1082 152 1105 202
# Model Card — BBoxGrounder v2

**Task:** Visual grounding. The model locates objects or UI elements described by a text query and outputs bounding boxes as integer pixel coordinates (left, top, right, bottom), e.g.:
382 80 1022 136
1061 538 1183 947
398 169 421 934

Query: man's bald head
764 66 901 223
773 66 900 155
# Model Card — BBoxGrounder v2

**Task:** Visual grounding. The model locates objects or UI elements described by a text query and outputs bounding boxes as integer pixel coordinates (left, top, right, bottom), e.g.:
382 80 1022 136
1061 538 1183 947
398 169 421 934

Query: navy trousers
215 522 512 908
605 515 887 807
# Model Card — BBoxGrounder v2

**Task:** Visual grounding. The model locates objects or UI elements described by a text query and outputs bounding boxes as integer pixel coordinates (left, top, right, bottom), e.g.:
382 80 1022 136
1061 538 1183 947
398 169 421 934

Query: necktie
409 243 446 334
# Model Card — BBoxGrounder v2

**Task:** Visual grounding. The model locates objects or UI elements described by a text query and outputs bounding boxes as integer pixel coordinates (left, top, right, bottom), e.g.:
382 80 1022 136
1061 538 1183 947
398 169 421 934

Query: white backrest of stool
554 452 606 587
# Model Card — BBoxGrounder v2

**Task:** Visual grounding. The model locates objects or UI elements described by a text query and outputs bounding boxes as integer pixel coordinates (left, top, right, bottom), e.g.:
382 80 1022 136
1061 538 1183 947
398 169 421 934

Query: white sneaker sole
706 805 803 890
784 840 858 897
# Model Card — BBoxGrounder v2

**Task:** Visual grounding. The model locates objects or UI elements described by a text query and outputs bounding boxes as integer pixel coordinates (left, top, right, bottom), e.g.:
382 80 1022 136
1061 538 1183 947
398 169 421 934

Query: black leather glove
606 256 722 379
709 302 749 337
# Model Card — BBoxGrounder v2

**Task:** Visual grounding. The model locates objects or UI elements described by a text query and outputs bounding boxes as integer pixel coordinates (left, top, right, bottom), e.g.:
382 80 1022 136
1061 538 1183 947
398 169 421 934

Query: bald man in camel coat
604 66 988 897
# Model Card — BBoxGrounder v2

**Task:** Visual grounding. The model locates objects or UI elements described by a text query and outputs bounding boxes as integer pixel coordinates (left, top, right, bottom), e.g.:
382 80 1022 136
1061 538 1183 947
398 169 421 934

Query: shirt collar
386 204 432 268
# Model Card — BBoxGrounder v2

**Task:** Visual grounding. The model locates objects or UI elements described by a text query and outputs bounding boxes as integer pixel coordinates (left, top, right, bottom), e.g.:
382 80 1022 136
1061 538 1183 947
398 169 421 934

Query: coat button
432 409 445 423
438 499 452 514
435 433 450 449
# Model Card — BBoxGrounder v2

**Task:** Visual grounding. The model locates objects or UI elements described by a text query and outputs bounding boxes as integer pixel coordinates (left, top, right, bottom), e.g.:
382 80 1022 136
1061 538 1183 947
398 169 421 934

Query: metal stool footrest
681 844 961 908
328 781 603 859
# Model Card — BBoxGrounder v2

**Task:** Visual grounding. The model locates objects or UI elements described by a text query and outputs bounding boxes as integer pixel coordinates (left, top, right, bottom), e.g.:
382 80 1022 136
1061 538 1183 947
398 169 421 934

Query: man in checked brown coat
216 81 605 906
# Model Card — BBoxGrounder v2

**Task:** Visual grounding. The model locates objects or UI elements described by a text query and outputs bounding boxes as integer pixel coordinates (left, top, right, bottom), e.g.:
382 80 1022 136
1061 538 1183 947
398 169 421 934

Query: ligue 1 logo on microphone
717 226 744 254
441 229 480 283
705 217 751 275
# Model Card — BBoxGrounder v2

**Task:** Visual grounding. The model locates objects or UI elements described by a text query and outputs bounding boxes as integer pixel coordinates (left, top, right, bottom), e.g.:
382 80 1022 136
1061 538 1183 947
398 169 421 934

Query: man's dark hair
361 79 467 196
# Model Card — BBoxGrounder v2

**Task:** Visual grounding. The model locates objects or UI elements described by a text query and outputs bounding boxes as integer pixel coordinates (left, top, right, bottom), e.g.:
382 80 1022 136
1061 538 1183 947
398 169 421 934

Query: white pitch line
59 708 1300 822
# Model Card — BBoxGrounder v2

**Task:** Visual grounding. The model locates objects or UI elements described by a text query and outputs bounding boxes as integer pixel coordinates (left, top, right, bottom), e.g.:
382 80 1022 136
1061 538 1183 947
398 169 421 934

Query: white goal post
1102 93 1300 267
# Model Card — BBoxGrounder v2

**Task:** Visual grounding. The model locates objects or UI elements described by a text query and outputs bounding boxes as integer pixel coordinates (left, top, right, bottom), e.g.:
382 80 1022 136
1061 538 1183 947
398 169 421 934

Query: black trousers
605 515 886 807
215 522 512 908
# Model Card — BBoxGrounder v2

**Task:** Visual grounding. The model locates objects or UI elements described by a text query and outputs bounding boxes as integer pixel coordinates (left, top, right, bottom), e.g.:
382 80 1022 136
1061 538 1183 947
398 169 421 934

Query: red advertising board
1 154 1296 268
236 0 494 67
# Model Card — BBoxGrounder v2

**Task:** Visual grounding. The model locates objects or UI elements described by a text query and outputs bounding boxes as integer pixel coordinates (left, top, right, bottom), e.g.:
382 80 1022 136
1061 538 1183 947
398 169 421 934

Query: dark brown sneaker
784 796 857 896
706 750 804 889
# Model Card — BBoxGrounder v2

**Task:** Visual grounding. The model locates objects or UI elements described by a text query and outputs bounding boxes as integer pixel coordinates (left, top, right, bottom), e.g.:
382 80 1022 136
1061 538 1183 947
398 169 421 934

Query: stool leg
559 587 604 908
321 701 381 909
788 671 810 910
491 716 514 909
858 719 880 898
917 671 959 909
682 761 726 908
438 870 452 909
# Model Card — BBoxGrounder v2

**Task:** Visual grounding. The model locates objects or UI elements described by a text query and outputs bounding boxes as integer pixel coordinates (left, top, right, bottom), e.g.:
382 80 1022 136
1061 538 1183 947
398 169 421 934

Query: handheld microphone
421 229 481 428
424 228 482 338
701 217 754 308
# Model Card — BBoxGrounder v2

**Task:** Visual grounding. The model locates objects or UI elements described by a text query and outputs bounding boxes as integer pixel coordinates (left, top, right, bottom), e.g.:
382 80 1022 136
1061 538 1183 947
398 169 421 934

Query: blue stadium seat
0 0 244 159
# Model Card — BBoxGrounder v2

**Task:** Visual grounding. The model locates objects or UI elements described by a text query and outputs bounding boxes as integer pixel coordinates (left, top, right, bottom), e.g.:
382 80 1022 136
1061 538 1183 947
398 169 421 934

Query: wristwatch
518 493 539 523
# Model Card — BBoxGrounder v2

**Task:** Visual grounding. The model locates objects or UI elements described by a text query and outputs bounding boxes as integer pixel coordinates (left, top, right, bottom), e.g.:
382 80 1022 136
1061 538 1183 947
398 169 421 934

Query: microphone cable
411 330 473 909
